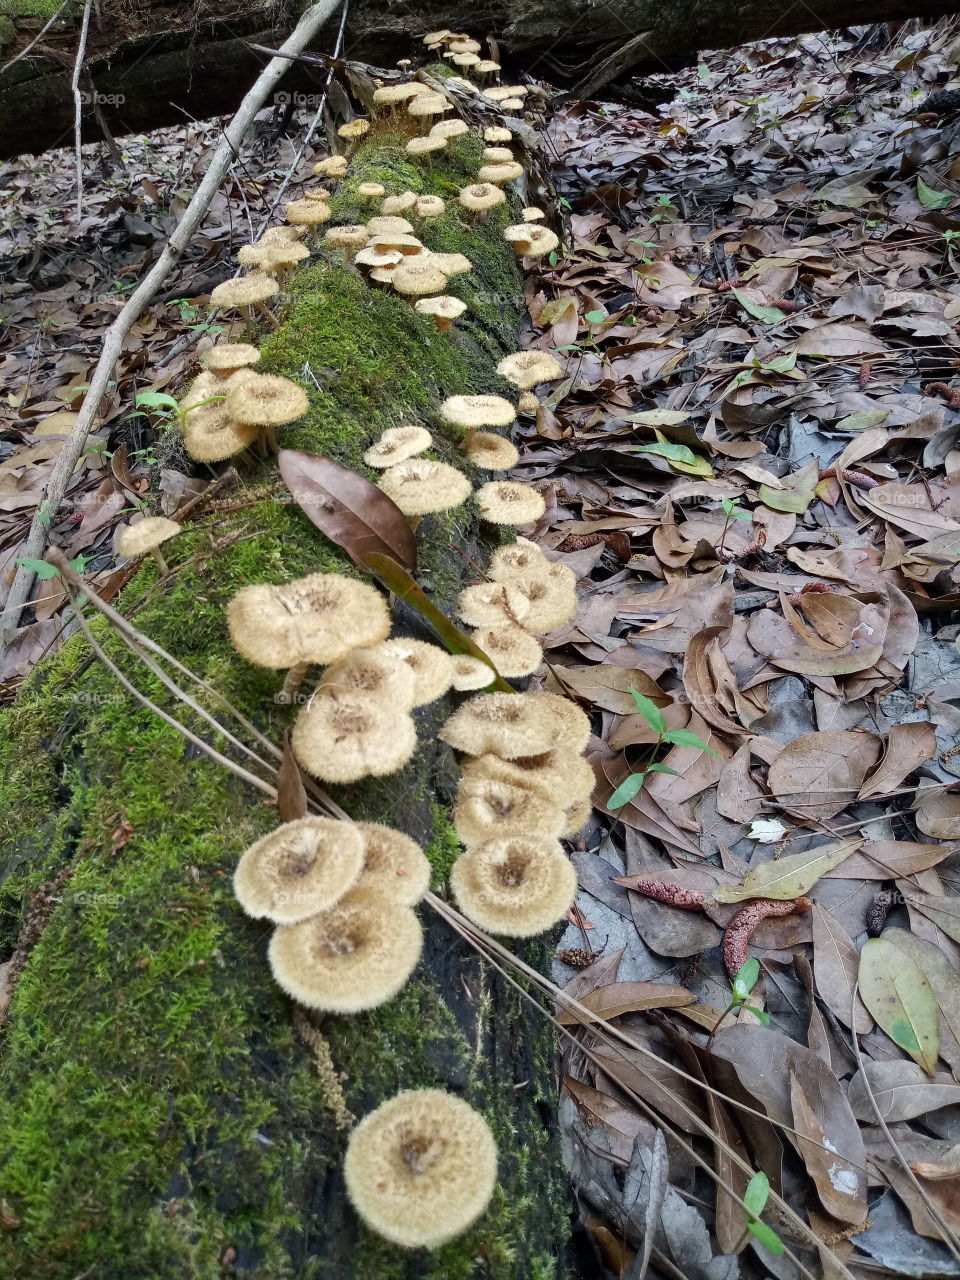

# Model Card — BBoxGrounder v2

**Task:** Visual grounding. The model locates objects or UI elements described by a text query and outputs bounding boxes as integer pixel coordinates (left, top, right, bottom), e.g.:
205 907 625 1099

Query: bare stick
0 0 344 653
0 0 71 74
71 0 93 220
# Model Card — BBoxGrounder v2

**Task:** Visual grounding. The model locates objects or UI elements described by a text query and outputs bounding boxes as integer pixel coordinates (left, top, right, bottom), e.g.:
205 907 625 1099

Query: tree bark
2 0 957 158
0 131 571 1279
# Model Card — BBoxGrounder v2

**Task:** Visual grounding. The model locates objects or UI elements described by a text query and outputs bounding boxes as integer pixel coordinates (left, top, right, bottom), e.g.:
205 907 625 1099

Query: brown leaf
276 729 307 822
682 626 752 736
857 722 937 802
715 744 764 823
557 980 694 1025
766 730 882 821
747 608 884 677
847 1061 960 1122
278 449 417 572
915 788 960 840
554 663 667 714
824 840 955 880
790 1069 868 1225
811 905 872 1035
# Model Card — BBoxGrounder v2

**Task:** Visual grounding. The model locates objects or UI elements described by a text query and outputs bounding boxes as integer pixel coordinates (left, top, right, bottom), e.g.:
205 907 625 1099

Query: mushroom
407 95 450 130
363 425 432 467
475 480 546 526
482 86 515 103
475 59 501 82
450 655 495 691
381 191 419 216
429 118 470 146
483 126 513 143
482 146 514 164
414 194 445 220
377 458 471 514
357 181 386 203
462 747 595 808
317 644 417 710
313 155 349 179
324 223 371 266
503 224 560 258
378 638 454 706
500 97 525 112
488 537 551 581
454 773 562 846
477 161 524 186
285 199 333 236
233 817 365 922
269 887 423 1012
560 793 593 837
372 84 424 114
209 273 279 328
517 392 539 414
458 581 531 628
449 835 577 936
259 225 307 245
115 516 181 575
414 295 467 332
353 822 431 905
369 267 398 285
391 259 450 299
448 37 481 53
302 189 332 202
367 215 415 236
225 372 309 453
182 402 258 462
291 688 416 782
201 342 261 379
445 75 478 93
405 135 447 166
365 233 424 256
511 570 578 632
440 394 516 430
461 430 518 470
440 690 589 757
423 251 472 276
343 1089 497 1248
458 182 506 220
354 246 404 273
522 206 545 222
496 350 564 390
338 118 370 153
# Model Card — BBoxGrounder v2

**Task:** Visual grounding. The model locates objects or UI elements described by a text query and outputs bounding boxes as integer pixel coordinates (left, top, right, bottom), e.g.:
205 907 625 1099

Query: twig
0 0 71 73
71 0 93 221
0 0 344 654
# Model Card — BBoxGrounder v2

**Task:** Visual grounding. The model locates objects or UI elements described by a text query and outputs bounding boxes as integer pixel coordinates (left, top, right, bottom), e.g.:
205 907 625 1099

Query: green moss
0 132 569 1280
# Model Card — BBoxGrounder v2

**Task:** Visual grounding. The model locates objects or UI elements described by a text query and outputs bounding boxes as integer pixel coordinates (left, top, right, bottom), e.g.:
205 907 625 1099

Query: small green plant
166 297 224 335
718 496 752 555
607 689 719 808
739 1171 785 1256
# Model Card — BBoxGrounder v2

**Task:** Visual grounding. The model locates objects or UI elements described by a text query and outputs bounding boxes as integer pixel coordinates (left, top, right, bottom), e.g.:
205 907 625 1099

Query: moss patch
0 128 570 1279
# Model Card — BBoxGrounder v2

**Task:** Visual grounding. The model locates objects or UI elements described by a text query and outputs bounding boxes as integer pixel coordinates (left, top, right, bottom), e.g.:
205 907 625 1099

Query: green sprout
607 689 719 809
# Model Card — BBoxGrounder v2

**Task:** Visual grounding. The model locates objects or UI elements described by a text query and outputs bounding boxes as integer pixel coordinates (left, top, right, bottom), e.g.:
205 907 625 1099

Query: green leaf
744 1170 770 1218
607 772 646 809
660 728 720 755
743 1005 771 1026
645 763 679 776
732 958 760 1002
135 390 179 412
731 288 787 324
859 937 940 1074
14 556 60 579
762 351 798 373
633 440 714 477
722 497 751 519
758 459 818 514
584 309 607 324
747 1218 784 1255
834 409 889 432
918 177 954 209
629 689 666 733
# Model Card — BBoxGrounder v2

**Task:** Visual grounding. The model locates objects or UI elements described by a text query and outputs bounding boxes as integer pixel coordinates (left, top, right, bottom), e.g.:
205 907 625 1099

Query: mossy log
0 130 572 1279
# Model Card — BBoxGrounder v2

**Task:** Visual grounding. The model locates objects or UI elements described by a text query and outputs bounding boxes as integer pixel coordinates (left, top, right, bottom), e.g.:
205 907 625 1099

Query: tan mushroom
414 295 467 332
363 425 432 468
475 480 546 526
414 194 445 220
292 688 417 782
115 516 181 575
450 835 577 936
457 182 506 221
381 191 419 216
503 224 560 258
367 215 415 236
209 273 279 328
201 342 261 378
391 259 449 299
461 430 518 470
477 161 524 186
496 350 564 390
377 459 471 514
440 394 516 430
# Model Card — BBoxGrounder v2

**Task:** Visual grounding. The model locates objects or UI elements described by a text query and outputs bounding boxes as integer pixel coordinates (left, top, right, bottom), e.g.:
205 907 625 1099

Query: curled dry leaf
915 788 960 841
858 937 940 1075
556 980 695 1025
790 1069 867 1225
847 1060 960 1123
857 721 937 802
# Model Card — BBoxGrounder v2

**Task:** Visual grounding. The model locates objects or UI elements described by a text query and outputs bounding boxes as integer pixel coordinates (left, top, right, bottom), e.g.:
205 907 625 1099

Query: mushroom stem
282 661 311 703
150 547 170 576
255 301 280 330
257 424 279 456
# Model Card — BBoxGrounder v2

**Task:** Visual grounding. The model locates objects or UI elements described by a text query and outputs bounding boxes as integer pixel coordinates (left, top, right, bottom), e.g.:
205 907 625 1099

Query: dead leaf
790 1070 867 1225
848 1060 960 1122
811 905 872 1035
858 937 940 1075
554 664 667 714
766 730 882 820
858 722 937 802
276 729 307 822
712 839 863 903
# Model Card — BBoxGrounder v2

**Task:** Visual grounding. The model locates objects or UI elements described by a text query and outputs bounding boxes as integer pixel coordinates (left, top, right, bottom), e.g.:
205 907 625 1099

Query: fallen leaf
811 905 872 1035
766 730 882 820
858 937 940 1075
848 1060 960 1122
790 1070 867 1225
557 980 694 1024
915 788 960 841
858 722 937 801
554 664 667 714
276 729 307 822
712 838 862 903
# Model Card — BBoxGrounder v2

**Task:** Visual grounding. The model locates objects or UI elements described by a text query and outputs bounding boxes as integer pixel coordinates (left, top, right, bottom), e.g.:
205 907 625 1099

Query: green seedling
607 688 719 809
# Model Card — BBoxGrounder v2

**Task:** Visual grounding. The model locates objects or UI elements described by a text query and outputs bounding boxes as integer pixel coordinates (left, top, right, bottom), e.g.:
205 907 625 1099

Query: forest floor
4 16 960 1280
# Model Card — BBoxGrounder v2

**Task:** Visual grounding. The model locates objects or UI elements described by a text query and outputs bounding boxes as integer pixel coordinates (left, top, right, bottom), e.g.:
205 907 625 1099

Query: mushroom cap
378 638 454 706
414 194 445 218
182 404 258 461
353 822 431 905
314 156 349 176
317 644 417 710
302 189 332 202
373 84 424 106
358 181 387 197
560 793 593 837
354 246 405 270
445 75 478 93
499 98 525 111
482 86 515 102
488 539 550 581
458 581 531 629
406 136 447 156
285 200 333 226
440 394 516 429
343 1089 497 1249
260 225 307 244
338 119 371 139
470 624 543 678
462 430 518 470
450 52 480 67
475 59 501 74
292 688 417 782
233 816 365 923
423 251 472 275
510 570 578 632
496 350 564 391
450 835 577 935
381 192 419 215
363 425 433 467
369 268 398 284
441 690 589 757
367 215 415 236
407 95 450 118
226 373 309 426
517 391 540 414
228 572 390 669
454 773 562 846
116 516 182 557
482 146 514 164
475 480 545 526
366 232 423 255
423 28 452 41
522 206 545 222
504 225 559 257
414 295 467 323
391 260 449 298
429 119 470 140
377 459 471 514
179 370 223 413
477 162 524 185
269 887 423 1012
502 84 530 97
210 273 279 306
448 37 481 53
324 224 370 249
483 126 513 142
450 655 495 691
458 183 506 211
463 747 595 807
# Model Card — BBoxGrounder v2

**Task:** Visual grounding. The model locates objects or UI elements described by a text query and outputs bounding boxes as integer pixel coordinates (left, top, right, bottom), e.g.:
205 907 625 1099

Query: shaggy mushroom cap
477 162 525 186
500 97 525 111
343 1089 497 1249
226 373 309 426
182 405 258 461
367 215 415 236
560 793 593 837
450 835 577 936
429 119 470 141
454 773 562 846
463 747 595 807
259 225 307 244
373 84 424 108
414 194 445 218
381 191 419 215
377 459 471 514
458 581 530 629
462 430 518 470
517 391 540 414
488 538 550 581
353 822 431 905
233 817 365 923
483 126 513 142
423 251 472 275
482 86 515 102
471 624 543 678
414 295 467 327
532 690 592 751
285 200 333 227
369 267 398 284
407 95 450 120
379 638 454 706
451 52 480 68
269 887 422 1013
324 224 370 249
202 342 261 375
178 370 224 413
357 181 386 199
406 135 447 158
476 59 501 75
511 571 578 632
483 146 514 164
497 350 564 390
314 156 349 177
338 119 370 140
440 394 516 429
391 260 450 298
504 224 560 258
228 572 390 669
318 644 417 710
448 37 481 53
363 425 432 467
292 688 416 782
210 274 279 307
441 691 562 758
116 516 181 558
522 206 546 222
303 189 332 202
476 480 546 526
450 655 495 691
354 246 404 271
458 182 506 212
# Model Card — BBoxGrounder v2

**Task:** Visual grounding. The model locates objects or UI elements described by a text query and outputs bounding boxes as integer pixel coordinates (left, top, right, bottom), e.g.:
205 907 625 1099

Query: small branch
0 0 71 74
71 0 93 221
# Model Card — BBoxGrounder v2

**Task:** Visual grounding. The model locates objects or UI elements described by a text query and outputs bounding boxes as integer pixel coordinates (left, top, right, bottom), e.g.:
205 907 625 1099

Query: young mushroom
209 273 280 329
343 1089 497 1248
454 773 561 845
517 392 540 414
233 817 365 923
475 480 546 526
458 182 506 220
522 206 546 222
201 342 261 379
377 459 471 514
269 887 423 1012
477 161 525 186
496 350 563 390
357 181 386 204
313 155 349 180
414 194 445 220
291 687 416 781
337 118 370 154
363 425 432 467
352 822 431 905
414 295 467 332
450 835 577 935
115 516 181 576
225 372 309 453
